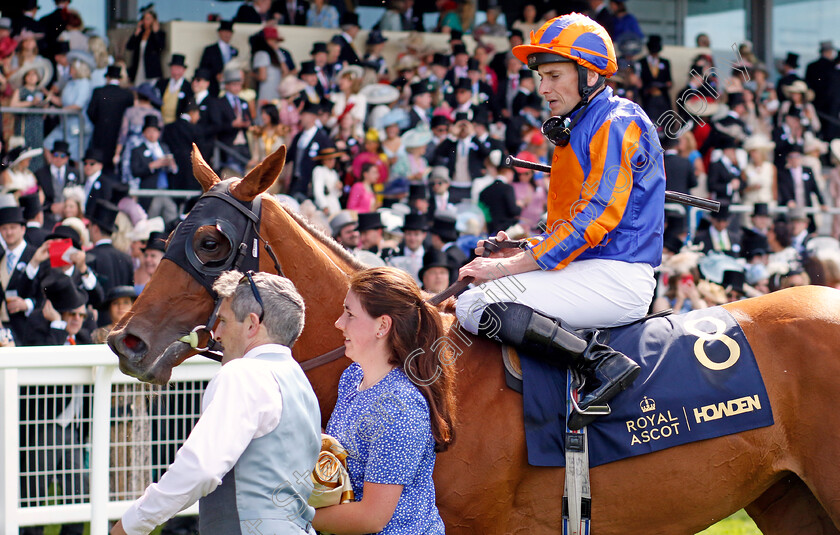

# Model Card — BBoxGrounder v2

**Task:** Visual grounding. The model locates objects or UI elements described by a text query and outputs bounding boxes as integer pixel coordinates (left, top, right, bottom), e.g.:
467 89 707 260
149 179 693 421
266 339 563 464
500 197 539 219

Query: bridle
164 179 520 370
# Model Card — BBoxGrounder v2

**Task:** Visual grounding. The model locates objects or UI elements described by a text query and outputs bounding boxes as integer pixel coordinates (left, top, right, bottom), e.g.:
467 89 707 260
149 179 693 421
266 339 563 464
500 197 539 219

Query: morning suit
87 83 135 168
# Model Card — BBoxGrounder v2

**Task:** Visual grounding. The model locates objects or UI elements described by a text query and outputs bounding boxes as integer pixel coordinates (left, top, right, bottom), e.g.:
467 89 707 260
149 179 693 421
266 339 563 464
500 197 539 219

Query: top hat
356 212 385 232
409 183 429 201
142 115 161 131
647 34 663 53
329 211 357 237
55 41 70 55
105 65 122 79
727 91 745 107
429 215 458 242
218 20 234 32
432 53 450 67
431 115 451 129
83 146 105 163
0 206 25 226
663 233 684 254
467 58 480 71
52 140 71 155
194 67 213 81
42 272 87 312
784 52 799 68
310 42 328 55
454 78 472 92
366 30 387 46
452 43 468 56
300 99 320 114
752 202 770 217
88 199 120 234
410 81 431 99
299 60 317 76
711 201 730 220
721 269 746 294
46 225 82 249
740 228 769 259
449 30 463 42
402 212 428 231
143 231 167 253
169 53 187 67
340 11 359 27
18 193 41 220
419 247 452 281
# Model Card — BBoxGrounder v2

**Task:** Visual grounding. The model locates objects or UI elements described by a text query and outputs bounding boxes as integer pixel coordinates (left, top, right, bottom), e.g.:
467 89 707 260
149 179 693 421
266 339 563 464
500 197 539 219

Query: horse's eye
202 238 218 251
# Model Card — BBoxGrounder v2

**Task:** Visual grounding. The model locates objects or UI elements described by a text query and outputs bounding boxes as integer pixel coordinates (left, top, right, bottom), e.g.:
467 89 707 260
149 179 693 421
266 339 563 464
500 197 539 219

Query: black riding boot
479 302 640 430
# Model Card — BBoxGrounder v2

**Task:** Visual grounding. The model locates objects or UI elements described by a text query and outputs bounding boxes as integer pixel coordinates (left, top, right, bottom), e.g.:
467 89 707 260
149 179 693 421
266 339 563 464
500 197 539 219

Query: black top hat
752 202 770 217
299 60 317 76
300 99 320 114
449 30 463 42
523 93 543 110
340 11 359 27
711 201 730 220
454 111 471 123
663 233 684 254
194 67 213 81
402 212 428 231
83 146 105 163
43 271 87 312
366 30 387 45
408 183 428 201
142 115 161 131
740 228 769 259
454 78 472 92
452 43 468 56
432 53 449 67
105 65 122 79
18 193 41 220
218 20 234 32
510 28 524 40
431 115 451 129
55 41 70 55
721 269 746 294
647 34 663 53
110 181 130 205
45 225 82 249
143 231 167 253
467 57 480 71
472 105 489 126
727 91 745 107
310 42 328 55
0 206 25 226
103 285 137 305
430 215 458 242
169 53 186 67
518 68 533 80
89 199 119 234
52 140 71 155
419 247 452 281
410 81 431 99
356 212 384 232
320 99 334 113
784 52 799 68
717 135 741 150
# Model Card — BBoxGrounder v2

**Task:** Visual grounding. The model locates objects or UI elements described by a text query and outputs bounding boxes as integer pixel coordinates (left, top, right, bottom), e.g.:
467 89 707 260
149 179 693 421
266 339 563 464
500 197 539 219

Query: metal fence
0 345 219 534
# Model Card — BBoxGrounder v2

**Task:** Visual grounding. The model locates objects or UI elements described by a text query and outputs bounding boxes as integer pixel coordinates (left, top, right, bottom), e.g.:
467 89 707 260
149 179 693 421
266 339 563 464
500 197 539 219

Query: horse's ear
231 145 286 201
191 144 220 192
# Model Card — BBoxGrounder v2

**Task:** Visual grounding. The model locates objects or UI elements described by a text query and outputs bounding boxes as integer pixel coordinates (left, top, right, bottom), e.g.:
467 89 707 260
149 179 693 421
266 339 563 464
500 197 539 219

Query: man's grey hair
212 270 305 346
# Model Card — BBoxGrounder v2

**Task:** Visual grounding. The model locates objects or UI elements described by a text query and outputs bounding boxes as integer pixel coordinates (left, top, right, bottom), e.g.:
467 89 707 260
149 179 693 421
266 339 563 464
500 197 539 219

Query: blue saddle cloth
521 306 774 467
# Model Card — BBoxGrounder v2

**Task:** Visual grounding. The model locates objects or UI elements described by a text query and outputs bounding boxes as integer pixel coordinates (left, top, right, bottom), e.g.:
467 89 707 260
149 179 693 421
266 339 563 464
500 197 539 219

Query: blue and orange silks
526 86 665 271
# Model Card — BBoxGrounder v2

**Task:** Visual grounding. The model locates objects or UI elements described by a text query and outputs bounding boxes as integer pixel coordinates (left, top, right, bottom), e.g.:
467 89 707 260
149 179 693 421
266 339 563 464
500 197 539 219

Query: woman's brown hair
349 267 456 451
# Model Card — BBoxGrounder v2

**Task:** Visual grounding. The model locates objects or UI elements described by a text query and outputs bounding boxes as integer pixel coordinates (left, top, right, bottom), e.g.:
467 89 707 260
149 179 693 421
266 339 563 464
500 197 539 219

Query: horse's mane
278 203 369 272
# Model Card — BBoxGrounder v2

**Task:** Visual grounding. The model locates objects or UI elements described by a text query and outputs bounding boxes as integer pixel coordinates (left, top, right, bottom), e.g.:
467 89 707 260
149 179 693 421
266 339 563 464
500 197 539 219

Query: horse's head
108 145 286 384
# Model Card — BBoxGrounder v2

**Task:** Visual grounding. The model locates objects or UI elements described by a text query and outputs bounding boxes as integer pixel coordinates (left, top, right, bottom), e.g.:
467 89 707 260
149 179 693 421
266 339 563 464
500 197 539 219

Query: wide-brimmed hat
366 30 387 46
313 147 345 161
356 212 385 232
142 230 167 253
401 127 432 149
8 146 43 168
782 80 814 101
134 82 162 107
262 25 283 41
42 271 87 312
340 64 364 81
46 225 82 249
102 285 137 306
278 75 306 98
329 210 357 237
0 206 25 226
400 32 425 51
128 216 165 241
9 57 53 90
360 83 400 105
395 55 420 72
682 96 721 117
743 135 775 152
803 133 827 155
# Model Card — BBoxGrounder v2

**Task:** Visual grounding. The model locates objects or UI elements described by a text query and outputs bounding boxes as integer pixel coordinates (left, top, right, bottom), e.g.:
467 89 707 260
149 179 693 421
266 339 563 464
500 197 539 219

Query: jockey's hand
458 255 506 286
475 231 520 258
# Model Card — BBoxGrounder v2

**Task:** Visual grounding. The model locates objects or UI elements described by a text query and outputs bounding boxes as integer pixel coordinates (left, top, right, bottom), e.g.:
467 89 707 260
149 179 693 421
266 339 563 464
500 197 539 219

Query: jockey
456 13 665 429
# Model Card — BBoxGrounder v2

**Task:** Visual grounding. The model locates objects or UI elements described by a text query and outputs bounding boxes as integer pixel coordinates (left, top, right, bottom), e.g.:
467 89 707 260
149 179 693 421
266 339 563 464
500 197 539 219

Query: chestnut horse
109 147 840 535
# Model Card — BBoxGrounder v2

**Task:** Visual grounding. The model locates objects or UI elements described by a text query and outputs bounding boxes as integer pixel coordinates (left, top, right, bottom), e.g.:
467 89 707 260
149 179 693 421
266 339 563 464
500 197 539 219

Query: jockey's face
537 61 596 117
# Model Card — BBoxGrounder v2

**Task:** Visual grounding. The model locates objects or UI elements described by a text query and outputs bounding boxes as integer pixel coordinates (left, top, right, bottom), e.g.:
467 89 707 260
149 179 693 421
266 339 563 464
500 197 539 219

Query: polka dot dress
326 363 445 534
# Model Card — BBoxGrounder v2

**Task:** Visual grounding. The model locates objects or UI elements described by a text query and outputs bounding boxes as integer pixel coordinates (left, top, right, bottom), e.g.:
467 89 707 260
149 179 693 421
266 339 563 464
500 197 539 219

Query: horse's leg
746 475 840 535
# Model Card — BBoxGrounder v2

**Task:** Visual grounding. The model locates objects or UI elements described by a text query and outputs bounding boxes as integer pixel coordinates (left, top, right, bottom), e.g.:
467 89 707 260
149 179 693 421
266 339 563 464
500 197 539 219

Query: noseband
163 180 283 361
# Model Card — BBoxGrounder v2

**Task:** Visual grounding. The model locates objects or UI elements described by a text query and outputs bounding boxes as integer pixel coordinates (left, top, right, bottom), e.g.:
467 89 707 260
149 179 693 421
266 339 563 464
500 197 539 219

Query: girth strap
563 371 592 535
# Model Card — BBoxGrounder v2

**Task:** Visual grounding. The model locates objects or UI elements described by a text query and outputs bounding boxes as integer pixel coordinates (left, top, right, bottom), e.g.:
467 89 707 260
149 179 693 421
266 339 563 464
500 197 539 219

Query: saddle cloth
519 306 774 467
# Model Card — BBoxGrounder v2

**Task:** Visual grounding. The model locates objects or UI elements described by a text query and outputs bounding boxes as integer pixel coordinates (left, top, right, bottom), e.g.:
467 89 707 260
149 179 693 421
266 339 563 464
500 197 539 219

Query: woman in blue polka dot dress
313 267 456 535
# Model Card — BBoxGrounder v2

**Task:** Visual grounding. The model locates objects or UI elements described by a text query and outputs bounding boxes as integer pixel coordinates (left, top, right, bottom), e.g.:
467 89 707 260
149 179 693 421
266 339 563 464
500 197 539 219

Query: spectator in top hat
0 205 40 345
190 69 216 161
776 52 802 102
805 41 837 126
34 139 80 213
356 211 392 259
479 163 520 235
722 269 747 302
162 101 203 191
286 100 332 199
19 193 49 247
707 137 745 204
332 11 361 65
640 34 672 122
408 183 429 215
330 210 359 251
747 202 773 235
511 68 537 117
693 201 741 257
81 147 119 215
419 248 452 293
428 214 467 276
426 115 451 163
134 230 166 293
390 212 427 282
407 81 433 131
208 69 253 174
741 227 770 265
298 60 324 103
130 115 177 208
363 29 388 77
444 43 470 88
778 148 826 234
154 54 194 125
85 200 134 292
87 65 135 172
126 7 166 84
198 20 239 96
32 223 105 308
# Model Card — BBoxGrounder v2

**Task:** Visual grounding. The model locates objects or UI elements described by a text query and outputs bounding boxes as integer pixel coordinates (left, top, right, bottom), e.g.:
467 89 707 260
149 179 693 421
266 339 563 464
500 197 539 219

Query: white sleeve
311 167 328 210
252 50 270 69
120 361 282 535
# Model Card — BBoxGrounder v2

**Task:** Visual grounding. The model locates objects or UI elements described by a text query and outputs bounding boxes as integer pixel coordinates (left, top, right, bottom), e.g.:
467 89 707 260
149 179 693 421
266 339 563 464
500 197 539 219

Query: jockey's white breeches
455 258 656 335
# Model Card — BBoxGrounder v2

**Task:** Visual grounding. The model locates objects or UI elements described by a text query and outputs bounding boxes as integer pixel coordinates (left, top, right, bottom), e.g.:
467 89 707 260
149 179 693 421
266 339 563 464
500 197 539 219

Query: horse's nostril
121 333 148 361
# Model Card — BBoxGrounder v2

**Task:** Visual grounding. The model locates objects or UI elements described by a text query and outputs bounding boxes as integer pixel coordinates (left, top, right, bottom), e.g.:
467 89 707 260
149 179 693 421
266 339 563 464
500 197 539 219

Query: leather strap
563 371 592 535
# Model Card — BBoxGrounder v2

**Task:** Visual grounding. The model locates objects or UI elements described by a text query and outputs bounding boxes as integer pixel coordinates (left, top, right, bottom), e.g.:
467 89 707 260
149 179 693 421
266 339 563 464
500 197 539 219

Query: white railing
0 345 219 534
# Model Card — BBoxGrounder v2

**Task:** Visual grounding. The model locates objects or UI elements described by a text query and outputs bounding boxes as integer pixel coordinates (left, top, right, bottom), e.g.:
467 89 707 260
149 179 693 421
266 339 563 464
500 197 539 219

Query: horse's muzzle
108 330 149 366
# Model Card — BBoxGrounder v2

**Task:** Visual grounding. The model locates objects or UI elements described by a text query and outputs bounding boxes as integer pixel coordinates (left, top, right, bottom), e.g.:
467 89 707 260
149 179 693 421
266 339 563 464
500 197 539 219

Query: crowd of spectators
0 0 839 354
